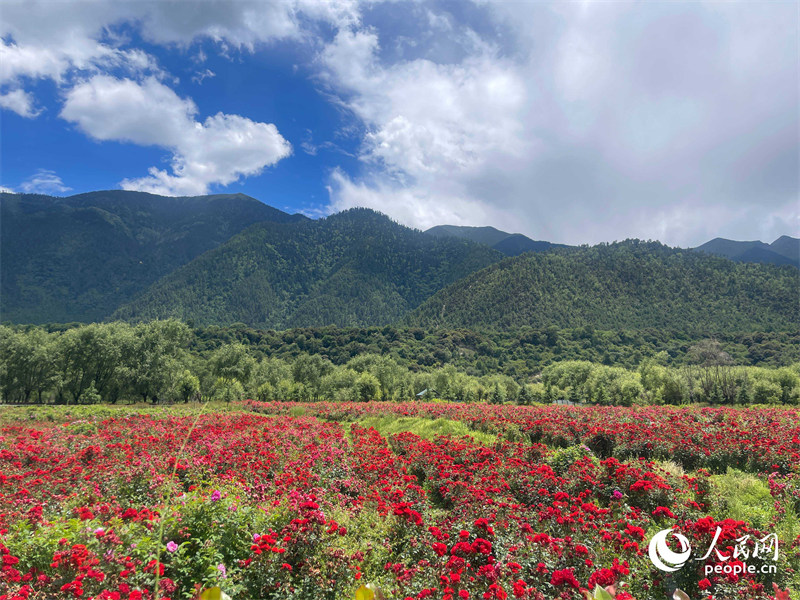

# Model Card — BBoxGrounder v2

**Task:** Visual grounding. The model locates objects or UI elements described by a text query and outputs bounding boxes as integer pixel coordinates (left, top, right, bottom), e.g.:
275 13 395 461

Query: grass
710 468 776 529
709 467 800 582
0 401 244 423
355 415 498 446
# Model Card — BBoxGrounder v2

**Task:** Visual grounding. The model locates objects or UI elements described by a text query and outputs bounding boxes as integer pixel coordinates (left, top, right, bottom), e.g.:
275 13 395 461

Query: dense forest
185 323 800 373
3 192 797 332
0 191 306 323
113 208 501 327
409 241 800 332
2 321 798 406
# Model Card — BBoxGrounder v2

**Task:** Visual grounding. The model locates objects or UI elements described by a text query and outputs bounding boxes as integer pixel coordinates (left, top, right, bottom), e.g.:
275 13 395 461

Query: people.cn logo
648 528 692 572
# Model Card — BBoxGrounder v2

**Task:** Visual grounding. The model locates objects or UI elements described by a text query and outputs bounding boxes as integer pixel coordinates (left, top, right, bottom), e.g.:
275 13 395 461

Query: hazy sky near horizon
1 0 797 246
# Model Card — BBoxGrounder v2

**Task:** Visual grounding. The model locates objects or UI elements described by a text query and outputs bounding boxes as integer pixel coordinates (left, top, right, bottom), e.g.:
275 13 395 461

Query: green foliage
1 320 191 405
710 469 776 530
213 378 245 403
1 191 304 323
209 343 256 386
2 321 798 406
408 240 799 333
355 372 380 402
113 208 502 328
175 370 201 403
546 445 598 476
359 415 497 446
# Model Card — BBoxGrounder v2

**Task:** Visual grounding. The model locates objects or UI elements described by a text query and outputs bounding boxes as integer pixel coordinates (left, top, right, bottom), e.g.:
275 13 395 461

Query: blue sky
1 0 797 246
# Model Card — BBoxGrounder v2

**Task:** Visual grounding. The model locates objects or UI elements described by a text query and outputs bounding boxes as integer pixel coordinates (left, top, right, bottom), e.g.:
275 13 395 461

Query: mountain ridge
0 190 307 323
1 190 798 330
112 208 503 328
407 240 799 333
424 224 570 256
693 235 799 267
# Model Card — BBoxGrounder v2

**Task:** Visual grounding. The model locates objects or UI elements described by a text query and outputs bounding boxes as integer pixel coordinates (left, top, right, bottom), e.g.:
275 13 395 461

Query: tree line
1 321 797 406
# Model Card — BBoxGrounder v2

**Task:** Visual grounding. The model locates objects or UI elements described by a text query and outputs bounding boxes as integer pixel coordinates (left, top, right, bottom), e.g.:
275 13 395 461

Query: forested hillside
408 241 800 332
114 208 503 328
3 191 798 335
0 191 306 323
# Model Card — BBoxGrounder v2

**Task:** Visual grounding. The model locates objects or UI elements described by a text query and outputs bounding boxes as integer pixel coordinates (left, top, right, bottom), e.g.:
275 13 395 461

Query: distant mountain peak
693 235 798 268
424 224 570 256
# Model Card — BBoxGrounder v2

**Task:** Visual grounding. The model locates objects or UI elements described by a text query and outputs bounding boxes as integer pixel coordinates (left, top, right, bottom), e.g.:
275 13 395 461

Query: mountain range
424 225 569 256
407 241 799 332
693 236 799 267
1 191 306 323
425 224 800 268
112 208 500 328
1 190 797 332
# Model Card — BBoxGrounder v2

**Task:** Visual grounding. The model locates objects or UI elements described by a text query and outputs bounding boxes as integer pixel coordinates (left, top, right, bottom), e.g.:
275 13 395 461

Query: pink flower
166 541 178 553
211 490 222 502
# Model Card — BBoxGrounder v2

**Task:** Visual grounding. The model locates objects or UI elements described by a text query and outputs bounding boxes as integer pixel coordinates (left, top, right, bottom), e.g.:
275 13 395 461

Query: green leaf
593 585 614 600
199 588 232 600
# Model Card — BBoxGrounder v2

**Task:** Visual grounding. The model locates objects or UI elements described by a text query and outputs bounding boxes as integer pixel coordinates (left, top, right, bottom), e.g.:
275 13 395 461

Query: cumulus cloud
0 0 358 90
322 1 798 246
0 1 163 87
19 169 71 194
0 0 350 198
0 88 40 117
1 0 796 244
61 76 292 196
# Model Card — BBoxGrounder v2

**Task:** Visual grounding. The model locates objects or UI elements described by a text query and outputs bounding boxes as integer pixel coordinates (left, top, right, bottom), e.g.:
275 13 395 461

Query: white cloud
60 76 197 146
0 0 359 89
328 168 506 231
60 76 292 196
0 15 163 87
0 88 40 117
0 185 15 193
319 25 540 236
19 169 71 194
0 1 796 244
135 0 359 48
320 2 799 246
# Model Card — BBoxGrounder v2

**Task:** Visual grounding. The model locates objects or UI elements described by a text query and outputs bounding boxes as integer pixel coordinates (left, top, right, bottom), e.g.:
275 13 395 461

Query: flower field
1 403 798 600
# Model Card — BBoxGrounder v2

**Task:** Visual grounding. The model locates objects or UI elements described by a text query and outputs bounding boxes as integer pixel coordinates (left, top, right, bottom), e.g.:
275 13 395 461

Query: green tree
0 327 60 403
174 370 201 403
355 372 379 402
291 354 333 400
489 381 506 404
123 320 191 403
209 343 256 386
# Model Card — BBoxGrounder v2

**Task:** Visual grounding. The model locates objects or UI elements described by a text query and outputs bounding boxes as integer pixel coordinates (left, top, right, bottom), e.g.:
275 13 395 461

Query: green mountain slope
0 190 306 323
769 235 800 264
425 224 569 256
113 208 503 328
407 241 800 332
426 225 513 247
